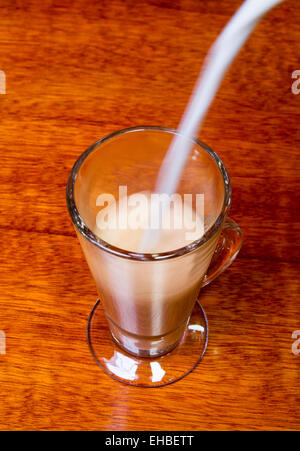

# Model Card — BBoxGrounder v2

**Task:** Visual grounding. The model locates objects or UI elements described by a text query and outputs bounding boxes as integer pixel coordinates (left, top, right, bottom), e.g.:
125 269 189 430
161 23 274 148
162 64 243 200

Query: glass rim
66 126 232 261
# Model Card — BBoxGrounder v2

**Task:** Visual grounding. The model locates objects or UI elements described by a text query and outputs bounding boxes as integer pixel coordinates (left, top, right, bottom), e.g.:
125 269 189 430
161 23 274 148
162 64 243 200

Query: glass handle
202 217 243 287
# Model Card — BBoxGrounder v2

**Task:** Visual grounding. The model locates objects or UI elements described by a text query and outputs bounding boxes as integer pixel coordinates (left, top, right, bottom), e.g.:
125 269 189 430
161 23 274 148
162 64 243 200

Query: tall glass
66 126 242 386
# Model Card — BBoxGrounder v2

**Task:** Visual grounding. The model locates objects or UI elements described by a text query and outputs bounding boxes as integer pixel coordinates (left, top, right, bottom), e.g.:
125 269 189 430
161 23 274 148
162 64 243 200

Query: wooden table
0 0 299 431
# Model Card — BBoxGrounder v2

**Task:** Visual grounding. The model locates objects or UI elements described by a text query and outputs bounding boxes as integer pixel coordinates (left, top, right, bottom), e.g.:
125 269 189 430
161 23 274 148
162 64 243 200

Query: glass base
87 299 208 387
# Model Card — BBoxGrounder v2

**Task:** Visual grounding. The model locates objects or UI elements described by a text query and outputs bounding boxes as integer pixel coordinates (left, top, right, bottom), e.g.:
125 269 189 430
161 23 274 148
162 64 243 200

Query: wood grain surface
0 0 299 431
